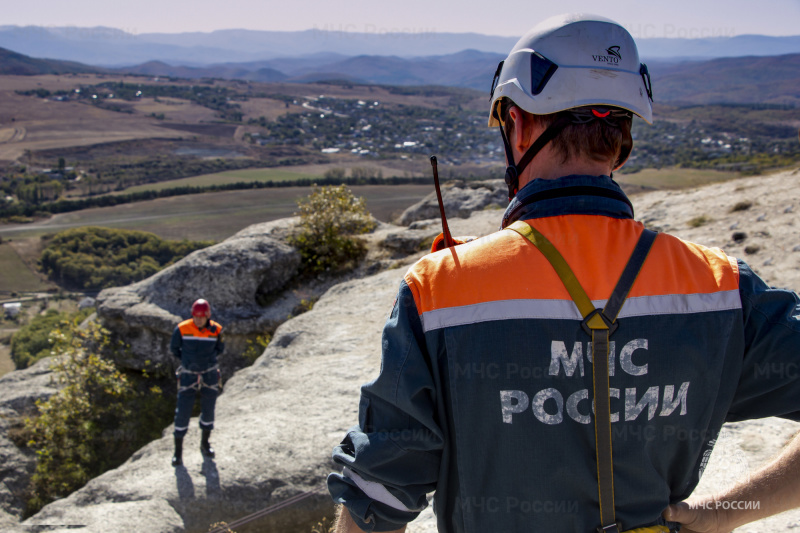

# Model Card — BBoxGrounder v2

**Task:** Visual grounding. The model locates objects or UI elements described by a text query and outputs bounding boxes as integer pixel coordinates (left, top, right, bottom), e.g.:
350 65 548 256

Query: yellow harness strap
506 220 607 329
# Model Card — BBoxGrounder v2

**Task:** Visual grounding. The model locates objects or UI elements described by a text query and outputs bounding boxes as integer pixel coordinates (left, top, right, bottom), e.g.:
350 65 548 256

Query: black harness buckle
581 308 619 337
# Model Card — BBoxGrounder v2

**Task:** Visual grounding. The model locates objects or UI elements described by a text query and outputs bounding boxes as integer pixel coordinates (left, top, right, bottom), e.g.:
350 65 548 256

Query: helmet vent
530 52 558 96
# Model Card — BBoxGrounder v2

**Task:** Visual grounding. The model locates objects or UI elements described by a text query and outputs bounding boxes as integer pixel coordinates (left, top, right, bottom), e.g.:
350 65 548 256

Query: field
116 161 427 193
0 342 13 377
0 184 433 242
616 167 742 191
0 241 54 293
0 74 194 162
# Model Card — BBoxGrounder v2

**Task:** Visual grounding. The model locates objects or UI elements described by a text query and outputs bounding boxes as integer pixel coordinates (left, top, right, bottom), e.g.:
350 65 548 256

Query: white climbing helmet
488 13 653 127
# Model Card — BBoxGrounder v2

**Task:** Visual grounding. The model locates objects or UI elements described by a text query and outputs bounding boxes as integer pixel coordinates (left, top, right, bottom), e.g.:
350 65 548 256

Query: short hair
499 98 632 168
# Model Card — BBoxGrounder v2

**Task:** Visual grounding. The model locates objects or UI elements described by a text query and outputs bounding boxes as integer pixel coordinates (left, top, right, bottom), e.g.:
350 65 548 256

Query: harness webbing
176 364 221 394
506 220 657 533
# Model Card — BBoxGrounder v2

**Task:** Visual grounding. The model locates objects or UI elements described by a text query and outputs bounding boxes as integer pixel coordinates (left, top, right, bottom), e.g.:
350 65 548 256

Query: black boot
200 428 215 459
172 436 183 467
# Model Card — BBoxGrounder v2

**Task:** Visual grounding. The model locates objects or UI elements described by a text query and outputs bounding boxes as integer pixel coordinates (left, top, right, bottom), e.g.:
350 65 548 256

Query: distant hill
651 54 800 106
121 60 287 82
119 50 505 91
0 46 102 75
1 25 799 66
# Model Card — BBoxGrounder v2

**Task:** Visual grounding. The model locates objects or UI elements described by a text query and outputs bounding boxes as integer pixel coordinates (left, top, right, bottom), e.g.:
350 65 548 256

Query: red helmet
191 299 211 318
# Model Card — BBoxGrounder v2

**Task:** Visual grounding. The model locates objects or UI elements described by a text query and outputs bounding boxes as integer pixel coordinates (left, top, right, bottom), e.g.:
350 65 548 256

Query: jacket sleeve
328 280 443 532
170 325 182 361
728 259 800 422
214 324 225 357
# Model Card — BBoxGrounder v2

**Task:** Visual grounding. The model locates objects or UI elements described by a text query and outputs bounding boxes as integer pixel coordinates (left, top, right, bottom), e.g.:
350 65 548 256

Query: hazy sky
4 0 800 37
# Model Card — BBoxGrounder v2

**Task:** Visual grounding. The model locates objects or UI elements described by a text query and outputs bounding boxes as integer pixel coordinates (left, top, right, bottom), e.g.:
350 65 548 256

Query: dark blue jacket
328 176 800 532
170 318 224 372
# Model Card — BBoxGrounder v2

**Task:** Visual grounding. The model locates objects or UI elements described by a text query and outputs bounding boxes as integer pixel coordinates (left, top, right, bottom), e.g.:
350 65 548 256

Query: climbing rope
205 484 327 533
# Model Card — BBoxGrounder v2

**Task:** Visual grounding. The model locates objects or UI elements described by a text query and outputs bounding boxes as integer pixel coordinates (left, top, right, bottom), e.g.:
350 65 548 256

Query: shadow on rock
174 465 195 500
201 458 221 499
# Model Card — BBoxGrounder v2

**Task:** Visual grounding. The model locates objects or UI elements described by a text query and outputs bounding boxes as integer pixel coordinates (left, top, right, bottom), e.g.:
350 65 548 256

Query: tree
39 227 213 290
23 321 172 514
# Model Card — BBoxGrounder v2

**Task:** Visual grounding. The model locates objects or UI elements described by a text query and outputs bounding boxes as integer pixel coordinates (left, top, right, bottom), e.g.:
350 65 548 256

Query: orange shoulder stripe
405 216 740 318
178 319 222 338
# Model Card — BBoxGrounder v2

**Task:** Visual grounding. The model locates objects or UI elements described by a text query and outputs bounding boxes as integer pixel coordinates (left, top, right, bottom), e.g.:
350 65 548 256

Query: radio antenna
430 155 455 249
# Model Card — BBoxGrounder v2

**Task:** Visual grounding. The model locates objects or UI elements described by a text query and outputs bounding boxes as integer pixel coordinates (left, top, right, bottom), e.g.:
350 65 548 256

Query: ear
508 106 545 155
508 106 529 153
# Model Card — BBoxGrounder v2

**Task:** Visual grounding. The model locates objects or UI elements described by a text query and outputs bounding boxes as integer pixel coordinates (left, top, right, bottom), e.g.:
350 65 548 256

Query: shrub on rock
289 185 376 276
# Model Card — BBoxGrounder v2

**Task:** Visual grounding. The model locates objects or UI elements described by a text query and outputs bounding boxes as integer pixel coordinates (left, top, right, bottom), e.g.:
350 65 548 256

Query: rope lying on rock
206 484 326 533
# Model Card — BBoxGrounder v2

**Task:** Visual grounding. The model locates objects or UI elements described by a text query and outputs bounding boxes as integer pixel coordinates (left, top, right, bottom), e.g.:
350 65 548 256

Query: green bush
288 185 376 276
242 334 272 364
40 227 213 290
23 321 173 515
10 309 84 369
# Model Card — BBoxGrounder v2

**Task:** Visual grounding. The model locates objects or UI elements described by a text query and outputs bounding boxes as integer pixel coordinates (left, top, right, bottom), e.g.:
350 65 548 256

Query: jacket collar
501 175 634 229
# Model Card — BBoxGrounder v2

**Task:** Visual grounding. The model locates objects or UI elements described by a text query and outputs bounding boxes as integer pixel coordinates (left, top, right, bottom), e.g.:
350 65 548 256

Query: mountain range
1 25 800 67
1 24 800 107
3 43 800 107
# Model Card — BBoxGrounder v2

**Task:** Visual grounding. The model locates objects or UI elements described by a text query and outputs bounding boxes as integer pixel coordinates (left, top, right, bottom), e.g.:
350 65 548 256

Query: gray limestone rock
380 228 439 255
96 219 302 371
396 179 506 226
0 357 60 526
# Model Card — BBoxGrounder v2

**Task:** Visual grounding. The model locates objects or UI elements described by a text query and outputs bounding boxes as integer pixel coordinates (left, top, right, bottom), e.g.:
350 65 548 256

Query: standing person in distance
327 13 800 533
171 298 224 466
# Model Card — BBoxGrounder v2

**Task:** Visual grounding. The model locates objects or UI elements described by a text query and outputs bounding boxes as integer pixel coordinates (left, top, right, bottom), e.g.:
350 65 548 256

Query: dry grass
0 343 14 377
0 242 53 293
688 214 712 228
238 97 307 121
0 74 241 162
129 97 219 123
617 167 742 191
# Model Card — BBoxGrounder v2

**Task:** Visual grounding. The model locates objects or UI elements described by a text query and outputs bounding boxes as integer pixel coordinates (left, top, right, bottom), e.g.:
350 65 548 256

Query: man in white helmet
328 13 800 533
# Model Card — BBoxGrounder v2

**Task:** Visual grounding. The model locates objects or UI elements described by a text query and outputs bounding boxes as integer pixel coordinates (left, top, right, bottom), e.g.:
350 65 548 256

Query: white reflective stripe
343 467 419 513
420 290 742 332
618 290 742 318
199 417 213 426
421 299 581 332
174 425 189 431
181 336 219 342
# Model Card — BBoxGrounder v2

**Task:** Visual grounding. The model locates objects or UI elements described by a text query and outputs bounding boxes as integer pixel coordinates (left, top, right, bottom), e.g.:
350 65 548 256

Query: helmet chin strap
498 115 573 201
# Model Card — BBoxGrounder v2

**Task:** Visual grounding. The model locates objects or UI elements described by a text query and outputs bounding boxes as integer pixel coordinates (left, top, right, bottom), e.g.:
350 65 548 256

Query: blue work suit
170 318 224 438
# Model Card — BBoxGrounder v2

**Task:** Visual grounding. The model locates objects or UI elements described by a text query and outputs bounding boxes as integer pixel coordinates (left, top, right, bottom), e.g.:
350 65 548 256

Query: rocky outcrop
10 212 500 533
96 218 303 372
0 357 60 527
395 179 506 226
16 267 405 533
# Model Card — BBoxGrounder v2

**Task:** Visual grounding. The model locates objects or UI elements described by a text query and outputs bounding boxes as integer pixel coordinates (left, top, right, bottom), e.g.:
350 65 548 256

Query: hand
662 500 730 533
